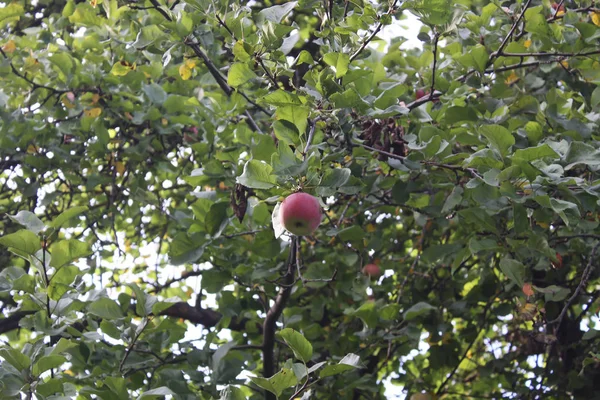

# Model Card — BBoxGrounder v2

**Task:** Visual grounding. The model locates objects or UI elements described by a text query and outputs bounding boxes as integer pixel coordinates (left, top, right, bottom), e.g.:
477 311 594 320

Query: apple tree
1 0 600 399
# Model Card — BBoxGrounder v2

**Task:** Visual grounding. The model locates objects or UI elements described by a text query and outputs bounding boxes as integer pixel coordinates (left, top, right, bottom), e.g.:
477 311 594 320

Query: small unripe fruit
362 264 382 279
280 192 321 236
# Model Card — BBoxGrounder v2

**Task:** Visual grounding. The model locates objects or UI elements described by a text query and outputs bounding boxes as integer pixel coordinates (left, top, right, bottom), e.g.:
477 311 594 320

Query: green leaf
262 90 303 107
8 211 45 234
564 141 600 170
273 120 300 145
323 52 350 78
219 386 246 400
498 258 525 287
353 301 378 328
470 44 489 72
205 202 230 236
276 106 309 134
320 168 351 188
169 233 204 265
32 355 66 376
129 283 155 317
0 230 41 255
49 240 91 269
49 53 75 77
249 376 278 397
49 206 88 229
259 1 298 23
513 144 558 161
320 353 362 378
278 328 313 362
534 195 580 227
88 297 124 320
403 302 436 321
0 346 31 371
441 186 463 214
104 376 128 400
143 83 167 105
69 3 104 27
48 266 79 300
51 338 78 356
228 63 257 87
270 368 298 396
533 285 570 302
0 2 25 28
480 125 514 157
130 25 165 48
138 387 176 399
236 160 277 189
458 208 498 234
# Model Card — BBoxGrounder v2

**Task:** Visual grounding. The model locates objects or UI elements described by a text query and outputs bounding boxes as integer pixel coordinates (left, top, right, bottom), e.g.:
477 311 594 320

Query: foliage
1 0 600 399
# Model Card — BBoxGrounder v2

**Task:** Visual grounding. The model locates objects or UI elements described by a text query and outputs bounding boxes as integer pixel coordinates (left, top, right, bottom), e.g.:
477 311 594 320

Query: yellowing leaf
91 93 100 104
90 0 97 7
591 11 600 27
27 144 38 154
2 40 16 54
110 61 135 76
184 59 196 69
560 60 568 69
366 223 377 233
84 107 102 118
519 303 537 320
114 161 125 175
23 56 41 73
62 96 75 109
179 64 192 80
523 39 532 49
505 71 519 85
179 59 196 80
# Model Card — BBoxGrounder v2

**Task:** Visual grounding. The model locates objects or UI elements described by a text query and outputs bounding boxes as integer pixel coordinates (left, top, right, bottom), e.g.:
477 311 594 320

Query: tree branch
550 240 600 335
262 238 297 400
488 0 533 64
349 0 398 62
0 310 36 335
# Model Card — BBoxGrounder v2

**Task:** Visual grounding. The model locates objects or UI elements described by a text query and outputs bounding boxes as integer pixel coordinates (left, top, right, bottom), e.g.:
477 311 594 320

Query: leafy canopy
1 0 600 399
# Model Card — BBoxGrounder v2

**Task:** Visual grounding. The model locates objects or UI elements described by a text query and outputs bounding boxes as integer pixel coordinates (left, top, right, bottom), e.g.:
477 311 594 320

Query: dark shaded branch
262 238 297 400
149 269 203 294
429 30 439 99
0 310 36 335
550 240 600 335
147 0 172 21
435 294 496 395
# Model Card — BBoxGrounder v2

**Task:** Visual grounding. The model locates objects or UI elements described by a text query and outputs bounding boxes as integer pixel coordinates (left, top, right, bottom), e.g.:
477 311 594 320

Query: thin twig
216 14 236 39
257 57 278 87
549 241 600 334
429 30 439 100
120 317 151 372
349 0 398 62
303 119 318 160
488 0 533 64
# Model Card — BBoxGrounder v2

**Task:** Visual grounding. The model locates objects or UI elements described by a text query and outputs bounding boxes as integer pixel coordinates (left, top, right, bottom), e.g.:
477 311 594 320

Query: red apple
415 89 426 100
362 263 382 279
279 192 321 236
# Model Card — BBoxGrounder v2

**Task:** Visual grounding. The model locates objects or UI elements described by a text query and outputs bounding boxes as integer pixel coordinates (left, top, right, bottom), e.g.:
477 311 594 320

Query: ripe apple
415 89 426 100
279 192 321 236
362 263 382 279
